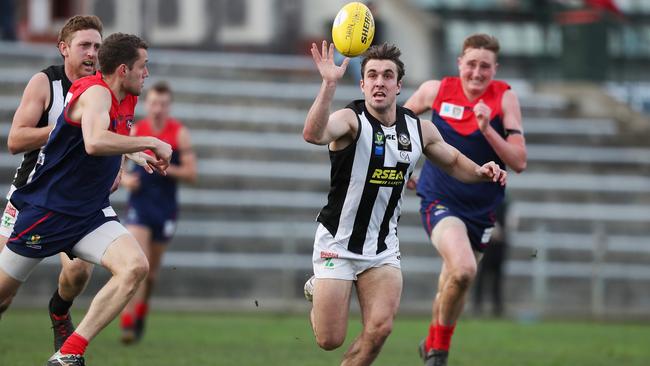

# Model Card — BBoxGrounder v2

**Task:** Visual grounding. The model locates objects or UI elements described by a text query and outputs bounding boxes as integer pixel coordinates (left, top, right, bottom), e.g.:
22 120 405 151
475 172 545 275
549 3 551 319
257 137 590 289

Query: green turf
1 309 649 365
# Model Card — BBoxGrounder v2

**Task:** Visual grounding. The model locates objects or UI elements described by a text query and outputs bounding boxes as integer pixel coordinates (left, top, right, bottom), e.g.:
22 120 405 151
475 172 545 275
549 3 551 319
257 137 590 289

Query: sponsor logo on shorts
323 258 335 268
433 204 449 216
26 234 42 249
4 204 16 218
320 251 339 259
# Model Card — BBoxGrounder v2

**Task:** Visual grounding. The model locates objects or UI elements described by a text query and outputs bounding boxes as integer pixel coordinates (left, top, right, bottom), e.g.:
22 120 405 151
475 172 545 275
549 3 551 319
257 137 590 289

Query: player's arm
76 86 172 166
303 41 357 147
403 80 440 116
476 90 527 173
110 155 127 193
421 119 506 185
7 72 54 154
164 126 198 183
123 124 164 175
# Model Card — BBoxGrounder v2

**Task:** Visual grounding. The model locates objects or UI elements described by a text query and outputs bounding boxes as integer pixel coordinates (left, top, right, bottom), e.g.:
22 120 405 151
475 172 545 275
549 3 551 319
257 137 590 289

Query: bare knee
448 265 477 291
363 320 393 347
128 257 149 283
60 261 93 290
316 333 345 351
117 256 149 294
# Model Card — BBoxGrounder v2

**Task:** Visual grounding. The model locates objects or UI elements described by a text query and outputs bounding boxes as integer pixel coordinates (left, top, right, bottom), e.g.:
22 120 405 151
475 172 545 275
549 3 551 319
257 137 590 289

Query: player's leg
120 224 151 343
472 255 487 315
132 237 167 340
433 216 478 325
0 245 43 318
49 255 94 350
420 260 447 359
0 269 20 318
424 216 480 366
0 199 18 313
143 239 165 301
341 265 402 366
308 224 356 350
311 278 353 350
53 221 148 360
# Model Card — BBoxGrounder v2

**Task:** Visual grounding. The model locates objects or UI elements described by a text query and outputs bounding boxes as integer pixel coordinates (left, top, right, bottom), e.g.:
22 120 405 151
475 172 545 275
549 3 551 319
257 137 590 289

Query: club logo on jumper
320 251 339 259
398 133 411 148
26 234 42 249
369 168 406 186
440 102 464 120
374 131 385 156
374 131 385 145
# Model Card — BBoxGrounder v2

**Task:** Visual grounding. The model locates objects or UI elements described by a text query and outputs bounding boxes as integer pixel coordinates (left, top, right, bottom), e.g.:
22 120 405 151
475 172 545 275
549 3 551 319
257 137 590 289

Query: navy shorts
126 206 176 243
420 200 494 253
7 204 119 259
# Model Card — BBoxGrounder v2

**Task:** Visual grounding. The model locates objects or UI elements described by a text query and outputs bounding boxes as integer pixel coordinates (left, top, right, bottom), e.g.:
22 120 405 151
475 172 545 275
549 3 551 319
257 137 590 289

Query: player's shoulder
420 79 442 89
40 64 65 80
399 104 419 120
26 71 50 88
416 79 443 101
490 79 512 92
344 99 365 114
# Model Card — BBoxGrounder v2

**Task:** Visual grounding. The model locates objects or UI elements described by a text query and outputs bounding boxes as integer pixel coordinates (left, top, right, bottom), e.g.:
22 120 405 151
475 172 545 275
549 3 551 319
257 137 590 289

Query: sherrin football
331 2 375 57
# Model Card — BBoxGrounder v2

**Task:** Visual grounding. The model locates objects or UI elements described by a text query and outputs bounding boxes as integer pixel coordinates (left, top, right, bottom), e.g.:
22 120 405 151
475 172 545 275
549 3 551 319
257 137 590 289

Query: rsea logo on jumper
369 168 405 186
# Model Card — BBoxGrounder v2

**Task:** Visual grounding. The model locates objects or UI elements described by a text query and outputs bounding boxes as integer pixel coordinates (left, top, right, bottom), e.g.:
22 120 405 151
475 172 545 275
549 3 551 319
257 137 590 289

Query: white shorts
312 224 401 281
0 220 129 282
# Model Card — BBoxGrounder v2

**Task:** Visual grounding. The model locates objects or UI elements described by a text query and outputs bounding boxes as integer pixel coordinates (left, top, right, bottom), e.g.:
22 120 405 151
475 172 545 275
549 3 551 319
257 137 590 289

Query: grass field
1 309 649 365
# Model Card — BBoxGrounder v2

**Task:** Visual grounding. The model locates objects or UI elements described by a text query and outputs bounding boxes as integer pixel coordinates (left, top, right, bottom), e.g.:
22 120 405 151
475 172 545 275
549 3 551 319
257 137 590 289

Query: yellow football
331 2 375 57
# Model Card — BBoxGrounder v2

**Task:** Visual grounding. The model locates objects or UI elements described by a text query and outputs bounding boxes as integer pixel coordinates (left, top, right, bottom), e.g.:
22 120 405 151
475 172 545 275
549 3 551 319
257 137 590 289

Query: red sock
121 313 134 328
135 302 149 319
425 323 436 351
432 323 456 351
60 332 88 355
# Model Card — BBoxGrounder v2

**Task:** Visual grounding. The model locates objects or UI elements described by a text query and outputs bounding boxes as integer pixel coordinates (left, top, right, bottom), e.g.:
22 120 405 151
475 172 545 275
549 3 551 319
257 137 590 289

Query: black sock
49 289 73 316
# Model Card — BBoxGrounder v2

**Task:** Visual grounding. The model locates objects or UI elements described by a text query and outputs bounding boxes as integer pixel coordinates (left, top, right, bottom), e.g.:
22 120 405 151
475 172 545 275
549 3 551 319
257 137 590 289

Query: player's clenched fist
476 161 506 186
473 99 492 132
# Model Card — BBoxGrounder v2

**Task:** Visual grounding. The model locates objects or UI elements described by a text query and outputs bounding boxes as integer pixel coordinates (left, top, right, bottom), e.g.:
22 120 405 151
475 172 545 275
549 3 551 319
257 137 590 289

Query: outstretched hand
125 152 168 176
477 161 507 186
311 41 349 83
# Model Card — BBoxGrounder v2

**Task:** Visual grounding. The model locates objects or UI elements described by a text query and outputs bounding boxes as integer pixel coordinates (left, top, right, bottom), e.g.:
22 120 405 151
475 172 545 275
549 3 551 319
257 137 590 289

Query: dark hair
98 33 149 75
148 81 173 98
57 15 103 44
461 33 500 57
360 43 405 81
